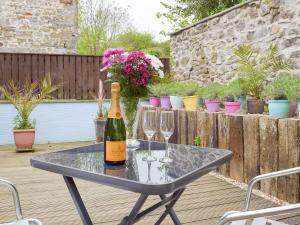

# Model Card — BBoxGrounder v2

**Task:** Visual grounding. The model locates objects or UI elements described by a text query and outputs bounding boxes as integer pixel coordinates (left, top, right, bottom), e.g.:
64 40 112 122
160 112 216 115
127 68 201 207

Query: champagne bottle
104 82 126 165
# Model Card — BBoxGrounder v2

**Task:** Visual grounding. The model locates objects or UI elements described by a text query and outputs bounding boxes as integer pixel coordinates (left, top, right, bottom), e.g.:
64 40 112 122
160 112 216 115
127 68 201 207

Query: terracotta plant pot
205 99 221 112
160 96 172 109
149 97 160 107
183 96 198 111
95 119 107 143
13 129 35 151
224 101 241 113
247 99 265 114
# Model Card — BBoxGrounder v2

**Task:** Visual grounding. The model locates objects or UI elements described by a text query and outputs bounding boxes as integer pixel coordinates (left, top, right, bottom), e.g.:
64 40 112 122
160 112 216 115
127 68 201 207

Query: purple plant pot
289 102 297 117
205 99 221 112
160 96 172 109
224 101 241 113
149 96 160 107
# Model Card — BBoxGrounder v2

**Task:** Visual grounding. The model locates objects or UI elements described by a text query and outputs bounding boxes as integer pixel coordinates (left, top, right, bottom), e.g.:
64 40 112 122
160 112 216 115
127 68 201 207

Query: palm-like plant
0 77 59 129
233 44 291 100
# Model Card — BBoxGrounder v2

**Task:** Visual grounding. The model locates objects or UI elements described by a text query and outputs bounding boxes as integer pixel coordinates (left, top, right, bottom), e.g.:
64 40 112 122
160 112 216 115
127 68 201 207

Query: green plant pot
238 96 246 110
268 100 290 118
198 97 203 108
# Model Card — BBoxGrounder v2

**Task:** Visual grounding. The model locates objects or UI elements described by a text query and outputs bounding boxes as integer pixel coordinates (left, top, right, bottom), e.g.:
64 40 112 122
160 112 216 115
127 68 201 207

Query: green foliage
233 44 291 100
201 83 223 100
194 135 201 146
181 81 199 96
221 79 245 101
78 0 170 57
110 32 170 58
149 83 171 96
157 0 243 30
263 74 300 102
0 78 59 129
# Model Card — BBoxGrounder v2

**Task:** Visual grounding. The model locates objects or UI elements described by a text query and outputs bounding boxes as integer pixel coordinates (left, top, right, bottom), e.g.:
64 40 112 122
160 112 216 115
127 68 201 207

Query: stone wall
0 0 78 54
170 0 300 83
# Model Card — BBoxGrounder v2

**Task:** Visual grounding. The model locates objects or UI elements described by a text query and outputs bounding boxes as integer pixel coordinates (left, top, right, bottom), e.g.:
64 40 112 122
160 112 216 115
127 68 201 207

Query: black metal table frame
64 176 185 225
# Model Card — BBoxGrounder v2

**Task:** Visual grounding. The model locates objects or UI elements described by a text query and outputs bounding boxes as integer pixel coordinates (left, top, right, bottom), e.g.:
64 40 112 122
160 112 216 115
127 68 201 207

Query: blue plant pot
268 100 290 118
170 96 183 109
239 96 247 110
198 97 203 108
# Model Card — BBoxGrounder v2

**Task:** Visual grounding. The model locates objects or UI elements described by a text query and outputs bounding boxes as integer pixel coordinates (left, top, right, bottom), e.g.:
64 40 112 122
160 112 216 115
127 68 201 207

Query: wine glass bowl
159 111 174 164
142 110 157 162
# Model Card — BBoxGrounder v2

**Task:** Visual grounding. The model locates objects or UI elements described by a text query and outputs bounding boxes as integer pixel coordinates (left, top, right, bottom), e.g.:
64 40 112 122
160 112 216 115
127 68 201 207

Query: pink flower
102 48 126 66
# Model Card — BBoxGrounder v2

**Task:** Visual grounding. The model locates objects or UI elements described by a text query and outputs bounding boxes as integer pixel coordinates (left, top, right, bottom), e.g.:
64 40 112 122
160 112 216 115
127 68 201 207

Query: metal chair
218 167 300 225
0 179 42 225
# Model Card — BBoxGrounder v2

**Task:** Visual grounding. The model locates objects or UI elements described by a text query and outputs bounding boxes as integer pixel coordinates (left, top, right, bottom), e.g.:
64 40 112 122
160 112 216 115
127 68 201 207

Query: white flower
146 54 164 70
158 69 164 78
107 72 113 78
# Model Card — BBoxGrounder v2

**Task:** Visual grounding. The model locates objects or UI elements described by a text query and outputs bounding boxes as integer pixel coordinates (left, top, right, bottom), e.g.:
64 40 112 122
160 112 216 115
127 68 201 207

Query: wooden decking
0 142 298 225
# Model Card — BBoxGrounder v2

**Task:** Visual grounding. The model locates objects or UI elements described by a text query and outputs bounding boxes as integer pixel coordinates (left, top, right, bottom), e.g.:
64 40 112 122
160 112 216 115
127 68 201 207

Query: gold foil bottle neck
111 82 120 93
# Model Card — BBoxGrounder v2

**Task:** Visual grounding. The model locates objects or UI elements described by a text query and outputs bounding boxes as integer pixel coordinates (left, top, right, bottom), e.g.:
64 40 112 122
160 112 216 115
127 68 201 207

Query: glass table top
31 141 231 186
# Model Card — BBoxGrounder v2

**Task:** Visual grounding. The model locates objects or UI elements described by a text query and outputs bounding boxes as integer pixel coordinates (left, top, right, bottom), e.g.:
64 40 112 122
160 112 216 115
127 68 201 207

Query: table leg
159 194 181 224
119 194 148 225
63 176 93 225
155 189 185 225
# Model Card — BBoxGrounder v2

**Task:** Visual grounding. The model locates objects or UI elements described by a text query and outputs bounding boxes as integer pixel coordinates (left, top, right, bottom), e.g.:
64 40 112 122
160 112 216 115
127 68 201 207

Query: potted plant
233 44 291 114
0 78 58 151
182 82 199 111
263 74 300 118
168 82 185 109
202 83 223 112
149 83 172 109
95 80 108 143
222 80 243 113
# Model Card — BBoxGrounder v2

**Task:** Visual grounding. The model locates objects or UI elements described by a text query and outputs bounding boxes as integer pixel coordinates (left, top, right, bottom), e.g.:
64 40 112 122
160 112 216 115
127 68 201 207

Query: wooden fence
137 108 300 204
0 53 170 99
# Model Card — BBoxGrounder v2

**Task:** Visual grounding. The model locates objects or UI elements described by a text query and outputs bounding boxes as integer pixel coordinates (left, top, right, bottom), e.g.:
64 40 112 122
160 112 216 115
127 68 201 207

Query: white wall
0 102 107 145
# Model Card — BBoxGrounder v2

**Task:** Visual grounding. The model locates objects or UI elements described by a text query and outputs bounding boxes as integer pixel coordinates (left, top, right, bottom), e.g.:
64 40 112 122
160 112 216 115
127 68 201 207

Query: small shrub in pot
0 78 58 151
233 44 291 114
263 74 300 118
221 80 243 114
182 82 199 111
149 83 171 108
168 82 185 109
202 83 223 112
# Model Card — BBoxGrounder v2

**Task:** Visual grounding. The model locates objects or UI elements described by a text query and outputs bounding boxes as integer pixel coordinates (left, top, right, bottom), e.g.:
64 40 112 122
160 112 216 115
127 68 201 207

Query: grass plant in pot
94 80 108 143
263 74 300 118
222 80 243 114
168 82 184 109
182 82 199 111
233 44 291 114
0 78 58 151
149 83 172 108
202 83 223 112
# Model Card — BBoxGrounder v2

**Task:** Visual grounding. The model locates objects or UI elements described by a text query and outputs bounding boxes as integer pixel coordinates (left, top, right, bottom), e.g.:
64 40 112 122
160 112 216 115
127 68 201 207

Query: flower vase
121 97 140 149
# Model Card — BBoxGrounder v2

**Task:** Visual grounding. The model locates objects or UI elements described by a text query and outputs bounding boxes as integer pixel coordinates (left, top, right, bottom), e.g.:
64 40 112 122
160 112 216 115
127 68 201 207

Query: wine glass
142 110 157 162
159 111 174 164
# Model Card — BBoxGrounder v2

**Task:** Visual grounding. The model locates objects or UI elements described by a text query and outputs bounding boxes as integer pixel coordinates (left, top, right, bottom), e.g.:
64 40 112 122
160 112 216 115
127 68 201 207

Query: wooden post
177 109 187 145
278 118 300 203
197 112 218 148
186 110 198 145
218 113 230 176
259 116 279 197
243 115 261 185
229 114 244 182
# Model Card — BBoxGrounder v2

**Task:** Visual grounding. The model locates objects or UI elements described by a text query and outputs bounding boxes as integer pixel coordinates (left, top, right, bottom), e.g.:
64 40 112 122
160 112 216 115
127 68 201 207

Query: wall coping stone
170 0 256 36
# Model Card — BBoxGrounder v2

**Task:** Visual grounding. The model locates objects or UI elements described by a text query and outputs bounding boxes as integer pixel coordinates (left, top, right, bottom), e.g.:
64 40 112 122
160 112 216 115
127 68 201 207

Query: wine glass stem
148 137 151 157
165 139 169 158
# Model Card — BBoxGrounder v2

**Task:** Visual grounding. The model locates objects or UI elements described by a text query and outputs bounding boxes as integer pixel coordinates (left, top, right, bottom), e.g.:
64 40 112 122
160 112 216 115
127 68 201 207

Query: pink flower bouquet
102 48 164 98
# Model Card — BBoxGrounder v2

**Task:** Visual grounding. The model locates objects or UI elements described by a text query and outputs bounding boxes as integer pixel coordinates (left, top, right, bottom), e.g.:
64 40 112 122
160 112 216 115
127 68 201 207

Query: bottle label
108 110 122 119
106 141 126 161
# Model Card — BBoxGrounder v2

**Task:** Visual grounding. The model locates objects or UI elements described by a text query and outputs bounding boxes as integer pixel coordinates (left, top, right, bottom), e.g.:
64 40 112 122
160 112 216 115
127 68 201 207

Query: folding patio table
31 140 232 225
